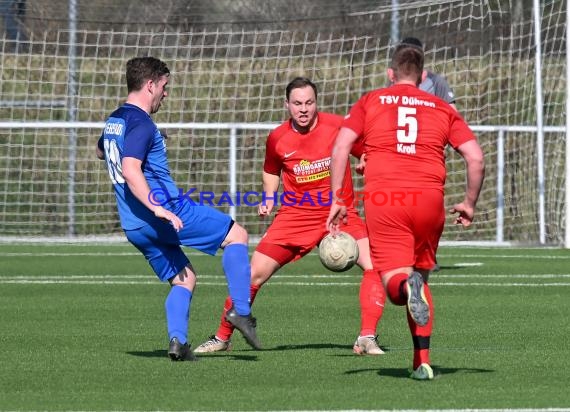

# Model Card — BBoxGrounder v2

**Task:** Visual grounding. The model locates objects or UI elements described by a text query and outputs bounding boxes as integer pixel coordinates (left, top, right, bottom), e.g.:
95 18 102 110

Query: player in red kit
195 77 386 355
327 43 485 379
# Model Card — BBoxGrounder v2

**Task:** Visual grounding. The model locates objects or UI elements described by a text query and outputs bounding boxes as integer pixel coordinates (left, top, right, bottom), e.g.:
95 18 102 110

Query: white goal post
0 0 568 246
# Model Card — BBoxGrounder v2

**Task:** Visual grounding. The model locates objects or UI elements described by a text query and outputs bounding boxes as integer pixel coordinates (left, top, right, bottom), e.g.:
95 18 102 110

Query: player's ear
146 79 155 94
387 68 395 83
421 70 428 82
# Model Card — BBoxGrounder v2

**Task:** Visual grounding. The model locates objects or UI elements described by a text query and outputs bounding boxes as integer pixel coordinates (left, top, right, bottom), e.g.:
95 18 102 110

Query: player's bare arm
259 171 280 217
96 136 105 160
355 153 366 175
450 139 485 227
122 156 183 231
96 145 105 160
326 126 359 233
350 138 366 175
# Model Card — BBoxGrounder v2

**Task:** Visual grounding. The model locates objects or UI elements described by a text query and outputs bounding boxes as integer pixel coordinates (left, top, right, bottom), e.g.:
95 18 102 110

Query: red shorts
363 187 444 272
256 207 367 266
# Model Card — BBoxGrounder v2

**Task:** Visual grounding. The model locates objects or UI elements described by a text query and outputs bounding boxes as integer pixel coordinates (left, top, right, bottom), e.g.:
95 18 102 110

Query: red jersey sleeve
263 131 282 176
342 94 368 137
448 111 476 149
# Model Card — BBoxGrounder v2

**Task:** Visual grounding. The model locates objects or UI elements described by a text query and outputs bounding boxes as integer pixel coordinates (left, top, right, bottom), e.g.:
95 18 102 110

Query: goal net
0 0 567 245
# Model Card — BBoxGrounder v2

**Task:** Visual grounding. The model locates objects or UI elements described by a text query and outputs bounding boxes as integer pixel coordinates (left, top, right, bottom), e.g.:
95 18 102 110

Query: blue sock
222 243 251 316
165 285 192 344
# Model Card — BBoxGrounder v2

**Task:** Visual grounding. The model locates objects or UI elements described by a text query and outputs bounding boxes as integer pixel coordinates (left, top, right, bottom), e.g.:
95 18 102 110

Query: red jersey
343 84 475 190
264 112 355 211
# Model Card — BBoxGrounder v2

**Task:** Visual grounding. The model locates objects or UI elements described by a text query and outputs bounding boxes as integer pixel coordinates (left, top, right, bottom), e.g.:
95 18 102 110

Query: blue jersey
99 103 178 230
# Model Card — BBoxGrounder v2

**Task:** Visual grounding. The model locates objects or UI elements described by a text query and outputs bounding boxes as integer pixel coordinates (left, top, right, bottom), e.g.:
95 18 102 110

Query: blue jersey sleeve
123 122 154 161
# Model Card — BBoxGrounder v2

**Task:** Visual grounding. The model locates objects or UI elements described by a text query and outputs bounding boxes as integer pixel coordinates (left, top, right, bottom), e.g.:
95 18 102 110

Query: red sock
385 272 408 305
250 284 261 306
215 284 261 341
407 282 434 368
359 269 385 336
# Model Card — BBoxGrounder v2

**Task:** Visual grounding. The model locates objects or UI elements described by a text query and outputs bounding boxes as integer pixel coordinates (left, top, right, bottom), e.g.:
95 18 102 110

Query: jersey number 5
396 106 418 144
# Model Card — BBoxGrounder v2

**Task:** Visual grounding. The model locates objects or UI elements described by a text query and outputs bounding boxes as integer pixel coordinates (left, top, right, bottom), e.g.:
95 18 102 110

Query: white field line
253 409 570 412
79 409 570 412
434 274 570 278
2 251 570 259
1 281 568 286
2 273 569 279
0 272 569 287
437 254 570 259
453 262 483 266
262 409 570 412
0 252 142 256
1 280 570 286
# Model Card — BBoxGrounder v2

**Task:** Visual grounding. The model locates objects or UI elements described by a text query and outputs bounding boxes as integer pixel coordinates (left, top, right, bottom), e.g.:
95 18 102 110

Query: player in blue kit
96 56 261 361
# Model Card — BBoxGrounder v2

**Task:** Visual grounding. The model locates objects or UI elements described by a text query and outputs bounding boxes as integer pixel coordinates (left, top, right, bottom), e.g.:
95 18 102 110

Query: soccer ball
318 231 359 272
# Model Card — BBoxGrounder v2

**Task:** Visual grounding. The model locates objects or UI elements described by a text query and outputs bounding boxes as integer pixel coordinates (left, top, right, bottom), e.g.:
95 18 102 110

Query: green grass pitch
0 243 569 410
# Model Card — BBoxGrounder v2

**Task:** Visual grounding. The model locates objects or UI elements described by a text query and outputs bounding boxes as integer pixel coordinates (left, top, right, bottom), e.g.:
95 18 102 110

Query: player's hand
449 202 475 227
326 203 348 235
258 199 275 217
355 153 366 175
154 206 183 231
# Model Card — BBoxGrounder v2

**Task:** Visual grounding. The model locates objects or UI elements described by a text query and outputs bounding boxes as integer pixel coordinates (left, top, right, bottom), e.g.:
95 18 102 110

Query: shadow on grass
126 350 258 361
267 343 390 354
344 365 495 379
268 343 351 351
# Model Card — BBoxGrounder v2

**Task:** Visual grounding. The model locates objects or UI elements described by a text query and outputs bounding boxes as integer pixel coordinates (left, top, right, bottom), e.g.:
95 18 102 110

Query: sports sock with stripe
407 281 434 368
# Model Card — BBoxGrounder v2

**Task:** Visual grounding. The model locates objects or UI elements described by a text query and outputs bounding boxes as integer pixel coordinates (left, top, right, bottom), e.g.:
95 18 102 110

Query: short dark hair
391 44 424 85
285 77 318 101
400 37 424 50
126 56 170 93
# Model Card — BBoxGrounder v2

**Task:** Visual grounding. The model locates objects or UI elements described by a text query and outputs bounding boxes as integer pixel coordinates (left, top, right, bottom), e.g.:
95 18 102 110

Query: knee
225 222 249 245
250 272 265 286
386 289 405 306
250 266 270 286
384 272 409 306
169 266 197 291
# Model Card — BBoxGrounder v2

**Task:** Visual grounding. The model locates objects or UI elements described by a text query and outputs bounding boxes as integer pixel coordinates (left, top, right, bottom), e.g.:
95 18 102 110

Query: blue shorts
124 203 233 282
